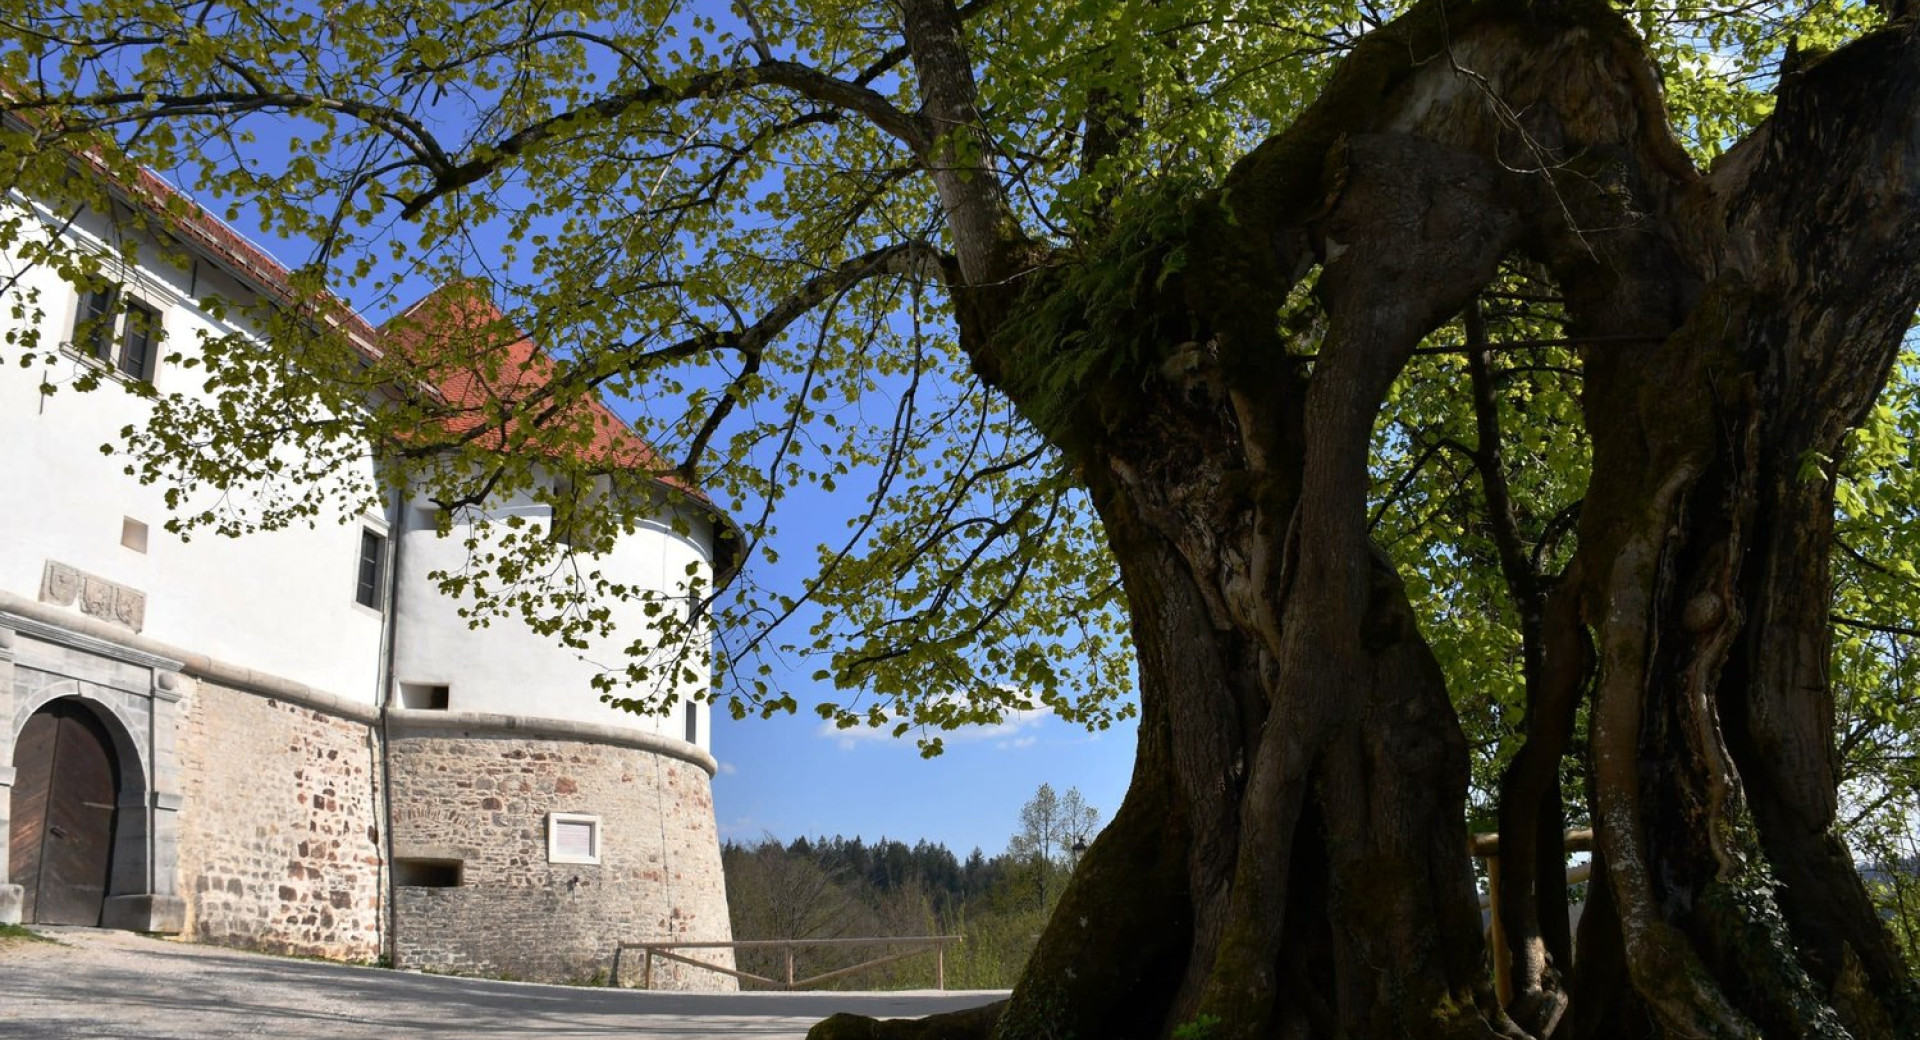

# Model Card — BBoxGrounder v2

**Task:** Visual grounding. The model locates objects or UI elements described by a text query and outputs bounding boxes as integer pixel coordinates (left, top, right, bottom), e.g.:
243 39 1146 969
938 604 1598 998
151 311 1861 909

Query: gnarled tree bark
813 1 1920 1038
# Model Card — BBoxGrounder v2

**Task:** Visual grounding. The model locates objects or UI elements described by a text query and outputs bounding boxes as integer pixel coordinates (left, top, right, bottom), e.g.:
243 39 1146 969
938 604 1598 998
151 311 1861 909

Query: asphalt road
0 927 1006 1039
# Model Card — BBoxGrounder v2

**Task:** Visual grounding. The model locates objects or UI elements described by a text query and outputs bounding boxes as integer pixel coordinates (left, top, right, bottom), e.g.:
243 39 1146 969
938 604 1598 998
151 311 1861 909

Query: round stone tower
378 287 736 989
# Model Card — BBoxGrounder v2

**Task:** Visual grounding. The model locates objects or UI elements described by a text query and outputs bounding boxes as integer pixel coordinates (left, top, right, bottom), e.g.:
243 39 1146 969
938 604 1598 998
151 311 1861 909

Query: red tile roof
377 282 738 576
380 281 665 468
125 167 387 358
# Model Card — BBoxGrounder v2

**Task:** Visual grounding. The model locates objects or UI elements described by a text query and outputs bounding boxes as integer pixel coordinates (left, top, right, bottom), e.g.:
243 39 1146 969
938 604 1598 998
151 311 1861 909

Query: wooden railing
611 935 965 991
1472 827 1595 1006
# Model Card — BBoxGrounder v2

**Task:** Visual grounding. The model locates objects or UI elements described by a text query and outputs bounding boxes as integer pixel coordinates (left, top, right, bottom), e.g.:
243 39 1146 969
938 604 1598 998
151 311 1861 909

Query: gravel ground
0 927 1005 1039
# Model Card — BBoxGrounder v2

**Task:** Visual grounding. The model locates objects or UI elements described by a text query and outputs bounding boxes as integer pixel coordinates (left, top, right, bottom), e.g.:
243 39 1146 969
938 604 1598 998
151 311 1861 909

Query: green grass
0 923 54 943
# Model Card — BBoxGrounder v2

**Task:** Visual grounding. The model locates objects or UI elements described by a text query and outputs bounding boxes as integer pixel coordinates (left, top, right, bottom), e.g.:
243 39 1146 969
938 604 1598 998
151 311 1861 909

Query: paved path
0 927 1006 1039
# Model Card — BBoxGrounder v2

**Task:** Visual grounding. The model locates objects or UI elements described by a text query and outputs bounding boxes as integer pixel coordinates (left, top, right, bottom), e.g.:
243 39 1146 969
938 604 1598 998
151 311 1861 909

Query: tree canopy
4 0 1920 1037
1 0 1908 747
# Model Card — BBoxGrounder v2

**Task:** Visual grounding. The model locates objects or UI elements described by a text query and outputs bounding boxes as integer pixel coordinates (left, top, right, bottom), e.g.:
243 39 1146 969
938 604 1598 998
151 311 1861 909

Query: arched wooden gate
8 697 122 925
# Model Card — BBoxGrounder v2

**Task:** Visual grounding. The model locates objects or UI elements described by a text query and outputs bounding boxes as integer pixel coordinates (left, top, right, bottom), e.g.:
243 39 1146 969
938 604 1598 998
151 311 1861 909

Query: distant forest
722 785 1101 990
722 826 1920 994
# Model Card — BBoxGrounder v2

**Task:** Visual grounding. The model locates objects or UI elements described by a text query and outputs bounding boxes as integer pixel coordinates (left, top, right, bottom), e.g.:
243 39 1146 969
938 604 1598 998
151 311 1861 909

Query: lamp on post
1070 837 1088 870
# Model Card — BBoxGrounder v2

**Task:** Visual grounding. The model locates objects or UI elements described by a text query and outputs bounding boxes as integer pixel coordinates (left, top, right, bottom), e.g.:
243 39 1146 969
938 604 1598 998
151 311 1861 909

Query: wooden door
8 700 121 925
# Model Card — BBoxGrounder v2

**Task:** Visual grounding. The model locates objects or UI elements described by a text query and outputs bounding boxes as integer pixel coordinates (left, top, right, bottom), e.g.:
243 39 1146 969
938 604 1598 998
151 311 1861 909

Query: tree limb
401 60 932 217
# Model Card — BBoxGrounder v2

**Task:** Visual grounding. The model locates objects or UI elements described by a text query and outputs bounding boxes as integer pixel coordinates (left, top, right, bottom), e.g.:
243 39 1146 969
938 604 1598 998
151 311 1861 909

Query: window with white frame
547 812 601 865
71 285 163 381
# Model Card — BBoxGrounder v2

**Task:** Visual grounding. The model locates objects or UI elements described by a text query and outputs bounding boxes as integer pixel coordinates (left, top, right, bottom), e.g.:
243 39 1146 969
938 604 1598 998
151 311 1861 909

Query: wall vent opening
399 683 450 710
394 858 463 888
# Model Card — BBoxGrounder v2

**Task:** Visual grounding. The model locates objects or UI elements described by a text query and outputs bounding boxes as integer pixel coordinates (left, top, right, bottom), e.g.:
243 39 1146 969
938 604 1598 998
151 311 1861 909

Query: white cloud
955 706 1047 744
817 702 1051 751
716 760 738 775
817 720 896 750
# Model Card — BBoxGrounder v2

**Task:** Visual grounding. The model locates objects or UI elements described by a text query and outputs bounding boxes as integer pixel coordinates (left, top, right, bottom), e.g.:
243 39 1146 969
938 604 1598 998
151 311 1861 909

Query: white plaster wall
391 488 716 749
0 198 387 704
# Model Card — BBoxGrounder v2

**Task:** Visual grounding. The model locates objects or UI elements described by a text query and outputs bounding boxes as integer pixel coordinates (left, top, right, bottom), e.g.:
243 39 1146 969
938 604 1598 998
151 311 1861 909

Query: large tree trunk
815 2 1920 1038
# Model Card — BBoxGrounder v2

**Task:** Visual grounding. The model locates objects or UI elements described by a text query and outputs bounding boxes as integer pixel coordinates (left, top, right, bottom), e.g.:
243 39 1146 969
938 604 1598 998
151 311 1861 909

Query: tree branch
898 0 1027 289
402 60 931 217
1465 301 1541 605
852 0 1010 87
1832 615 1920 639
671 241 944 479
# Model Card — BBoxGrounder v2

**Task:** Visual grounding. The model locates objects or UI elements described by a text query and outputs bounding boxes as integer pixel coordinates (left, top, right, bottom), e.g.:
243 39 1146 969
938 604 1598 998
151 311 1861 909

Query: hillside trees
722 831 1074 989
1007 783 1099 909
4 0 1920 1037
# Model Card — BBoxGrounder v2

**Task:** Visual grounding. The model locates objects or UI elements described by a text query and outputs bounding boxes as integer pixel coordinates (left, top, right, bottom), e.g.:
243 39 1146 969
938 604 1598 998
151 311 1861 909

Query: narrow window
75 287 117 361
118 299 161 379
355 529 386 610
685 700 698 745
548 476 576 547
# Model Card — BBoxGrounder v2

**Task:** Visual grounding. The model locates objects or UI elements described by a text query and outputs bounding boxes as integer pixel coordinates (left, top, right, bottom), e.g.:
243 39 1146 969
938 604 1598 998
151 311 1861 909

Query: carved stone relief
40 561 146 633
82 575 114 617
113 587 146 631
40 561 79 606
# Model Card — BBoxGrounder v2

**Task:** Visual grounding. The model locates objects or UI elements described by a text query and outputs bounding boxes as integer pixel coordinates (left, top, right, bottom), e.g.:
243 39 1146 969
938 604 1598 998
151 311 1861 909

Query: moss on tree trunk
819 2 1920 1038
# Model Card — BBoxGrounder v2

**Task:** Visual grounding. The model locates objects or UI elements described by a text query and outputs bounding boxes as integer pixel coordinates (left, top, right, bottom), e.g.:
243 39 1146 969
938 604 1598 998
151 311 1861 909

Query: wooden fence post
1486 853 1509 1006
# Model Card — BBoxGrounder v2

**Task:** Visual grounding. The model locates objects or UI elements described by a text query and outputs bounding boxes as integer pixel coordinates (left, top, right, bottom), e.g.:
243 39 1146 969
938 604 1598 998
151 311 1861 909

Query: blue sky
711 689 1135 857
699 460 1139 857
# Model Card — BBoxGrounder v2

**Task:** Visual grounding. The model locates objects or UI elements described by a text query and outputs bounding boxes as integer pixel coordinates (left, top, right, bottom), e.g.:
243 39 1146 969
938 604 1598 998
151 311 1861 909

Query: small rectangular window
685 701 698 745
548 813 601 865
119 299 160 379
76 287 116 360
355 529 386 610
121 517 149 554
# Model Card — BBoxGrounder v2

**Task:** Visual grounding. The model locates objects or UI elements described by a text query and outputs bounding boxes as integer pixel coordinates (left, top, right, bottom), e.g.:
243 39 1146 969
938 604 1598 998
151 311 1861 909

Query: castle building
0 170 737 986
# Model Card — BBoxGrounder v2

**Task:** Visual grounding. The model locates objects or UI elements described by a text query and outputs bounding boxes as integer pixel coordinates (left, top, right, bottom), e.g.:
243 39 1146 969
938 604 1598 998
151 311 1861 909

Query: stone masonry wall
388 730 733 988
173 679 383 959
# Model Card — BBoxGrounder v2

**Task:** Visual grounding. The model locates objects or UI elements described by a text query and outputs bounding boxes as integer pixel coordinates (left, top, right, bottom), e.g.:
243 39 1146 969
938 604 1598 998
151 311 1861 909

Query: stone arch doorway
8 697 124 925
